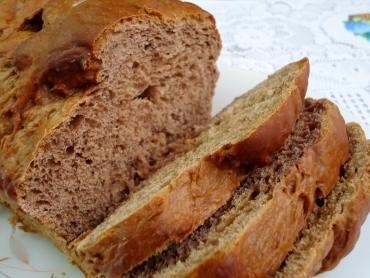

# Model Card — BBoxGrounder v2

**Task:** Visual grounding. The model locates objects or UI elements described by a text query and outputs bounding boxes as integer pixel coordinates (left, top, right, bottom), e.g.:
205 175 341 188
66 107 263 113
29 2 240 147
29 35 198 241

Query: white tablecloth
193 0 370 137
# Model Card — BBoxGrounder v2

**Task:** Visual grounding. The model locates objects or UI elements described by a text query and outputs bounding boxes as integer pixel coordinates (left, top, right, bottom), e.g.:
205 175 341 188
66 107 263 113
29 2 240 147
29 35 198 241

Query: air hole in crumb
4 110 12 118
250 189 260 200
132 61 139 68
36 200 50 206
315 198 325 207
30 161 37 169
66 146 75 154
134 173 144 186
86 159 93 165
308 122 318 131
315 188 324 200
70 115 84 130
31 188 42 194
170 113 180 121
119 187 130 199
339 165 346 177
274 163 283 173
214 119 221 126
264 176 270 184
92 253 103 261
19 9 44 32
47 159 60 167
135 86 159 102
149 158 157 167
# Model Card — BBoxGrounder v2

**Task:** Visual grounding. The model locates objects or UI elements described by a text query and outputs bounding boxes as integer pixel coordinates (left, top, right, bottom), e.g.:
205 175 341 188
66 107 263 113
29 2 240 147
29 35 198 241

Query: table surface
193 0 370 137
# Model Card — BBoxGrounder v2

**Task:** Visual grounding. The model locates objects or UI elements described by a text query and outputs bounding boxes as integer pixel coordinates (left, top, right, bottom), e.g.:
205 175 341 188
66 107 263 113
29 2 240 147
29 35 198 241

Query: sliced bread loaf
74 58 309 276
126 99 349 278
0 0 221 248
275 123 370 278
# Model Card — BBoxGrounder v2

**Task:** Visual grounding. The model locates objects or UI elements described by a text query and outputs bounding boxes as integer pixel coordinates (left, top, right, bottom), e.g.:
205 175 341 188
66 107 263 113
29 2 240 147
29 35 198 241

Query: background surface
194 0 370 137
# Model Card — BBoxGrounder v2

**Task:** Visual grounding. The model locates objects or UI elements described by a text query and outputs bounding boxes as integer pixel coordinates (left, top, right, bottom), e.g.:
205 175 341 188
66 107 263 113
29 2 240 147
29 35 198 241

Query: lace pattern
194 0 370 136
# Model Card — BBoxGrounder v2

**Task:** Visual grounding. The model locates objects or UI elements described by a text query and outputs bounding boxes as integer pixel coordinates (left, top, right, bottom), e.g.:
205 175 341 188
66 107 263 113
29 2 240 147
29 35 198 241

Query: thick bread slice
128 99 349 278
0 0 221 251
275 123 370 278
74 58 309 276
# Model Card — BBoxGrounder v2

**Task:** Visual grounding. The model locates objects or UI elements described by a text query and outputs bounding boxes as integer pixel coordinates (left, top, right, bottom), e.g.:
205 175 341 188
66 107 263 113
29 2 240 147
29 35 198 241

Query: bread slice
126 99 349 278
275 123 370 278
0 0 221 248
74 58 309 276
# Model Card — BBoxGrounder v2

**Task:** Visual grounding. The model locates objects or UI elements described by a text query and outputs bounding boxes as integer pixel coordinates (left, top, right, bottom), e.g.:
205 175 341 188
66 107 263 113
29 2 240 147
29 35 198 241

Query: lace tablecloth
193 0 370 137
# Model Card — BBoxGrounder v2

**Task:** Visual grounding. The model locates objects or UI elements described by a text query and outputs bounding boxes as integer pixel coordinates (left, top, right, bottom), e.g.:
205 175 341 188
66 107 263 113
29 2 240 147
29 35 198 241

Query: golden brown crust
274 124 369 278
74 59 309 276
319 125 370 272
211 59 308 167
319 183 369 271
80 161 244 277
185 100 349 278
12 0 212 113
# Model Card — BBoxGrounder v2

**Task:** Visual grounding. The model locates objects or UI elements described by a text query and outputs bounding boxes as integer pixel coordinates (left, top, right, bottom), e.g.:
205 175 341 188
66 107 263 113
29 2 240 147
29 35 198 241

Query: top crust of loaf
0 0 219 199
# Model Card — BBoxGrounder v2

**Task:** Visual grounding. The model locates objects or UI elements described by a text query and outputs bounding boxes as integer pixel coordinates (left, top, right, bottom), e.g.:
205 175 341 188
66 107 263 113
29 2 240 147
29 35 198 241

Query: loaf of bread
124 99 349 278
275 123 370 277
0 0 221 251
74 58 309 276
2 3 367 276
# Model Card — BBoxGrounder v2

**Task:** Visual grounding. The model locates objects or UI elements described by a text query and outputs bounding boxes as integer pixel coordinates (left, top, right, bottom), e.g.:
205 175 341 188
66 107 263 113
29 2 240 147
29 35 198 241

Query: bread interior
17 16 219 242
